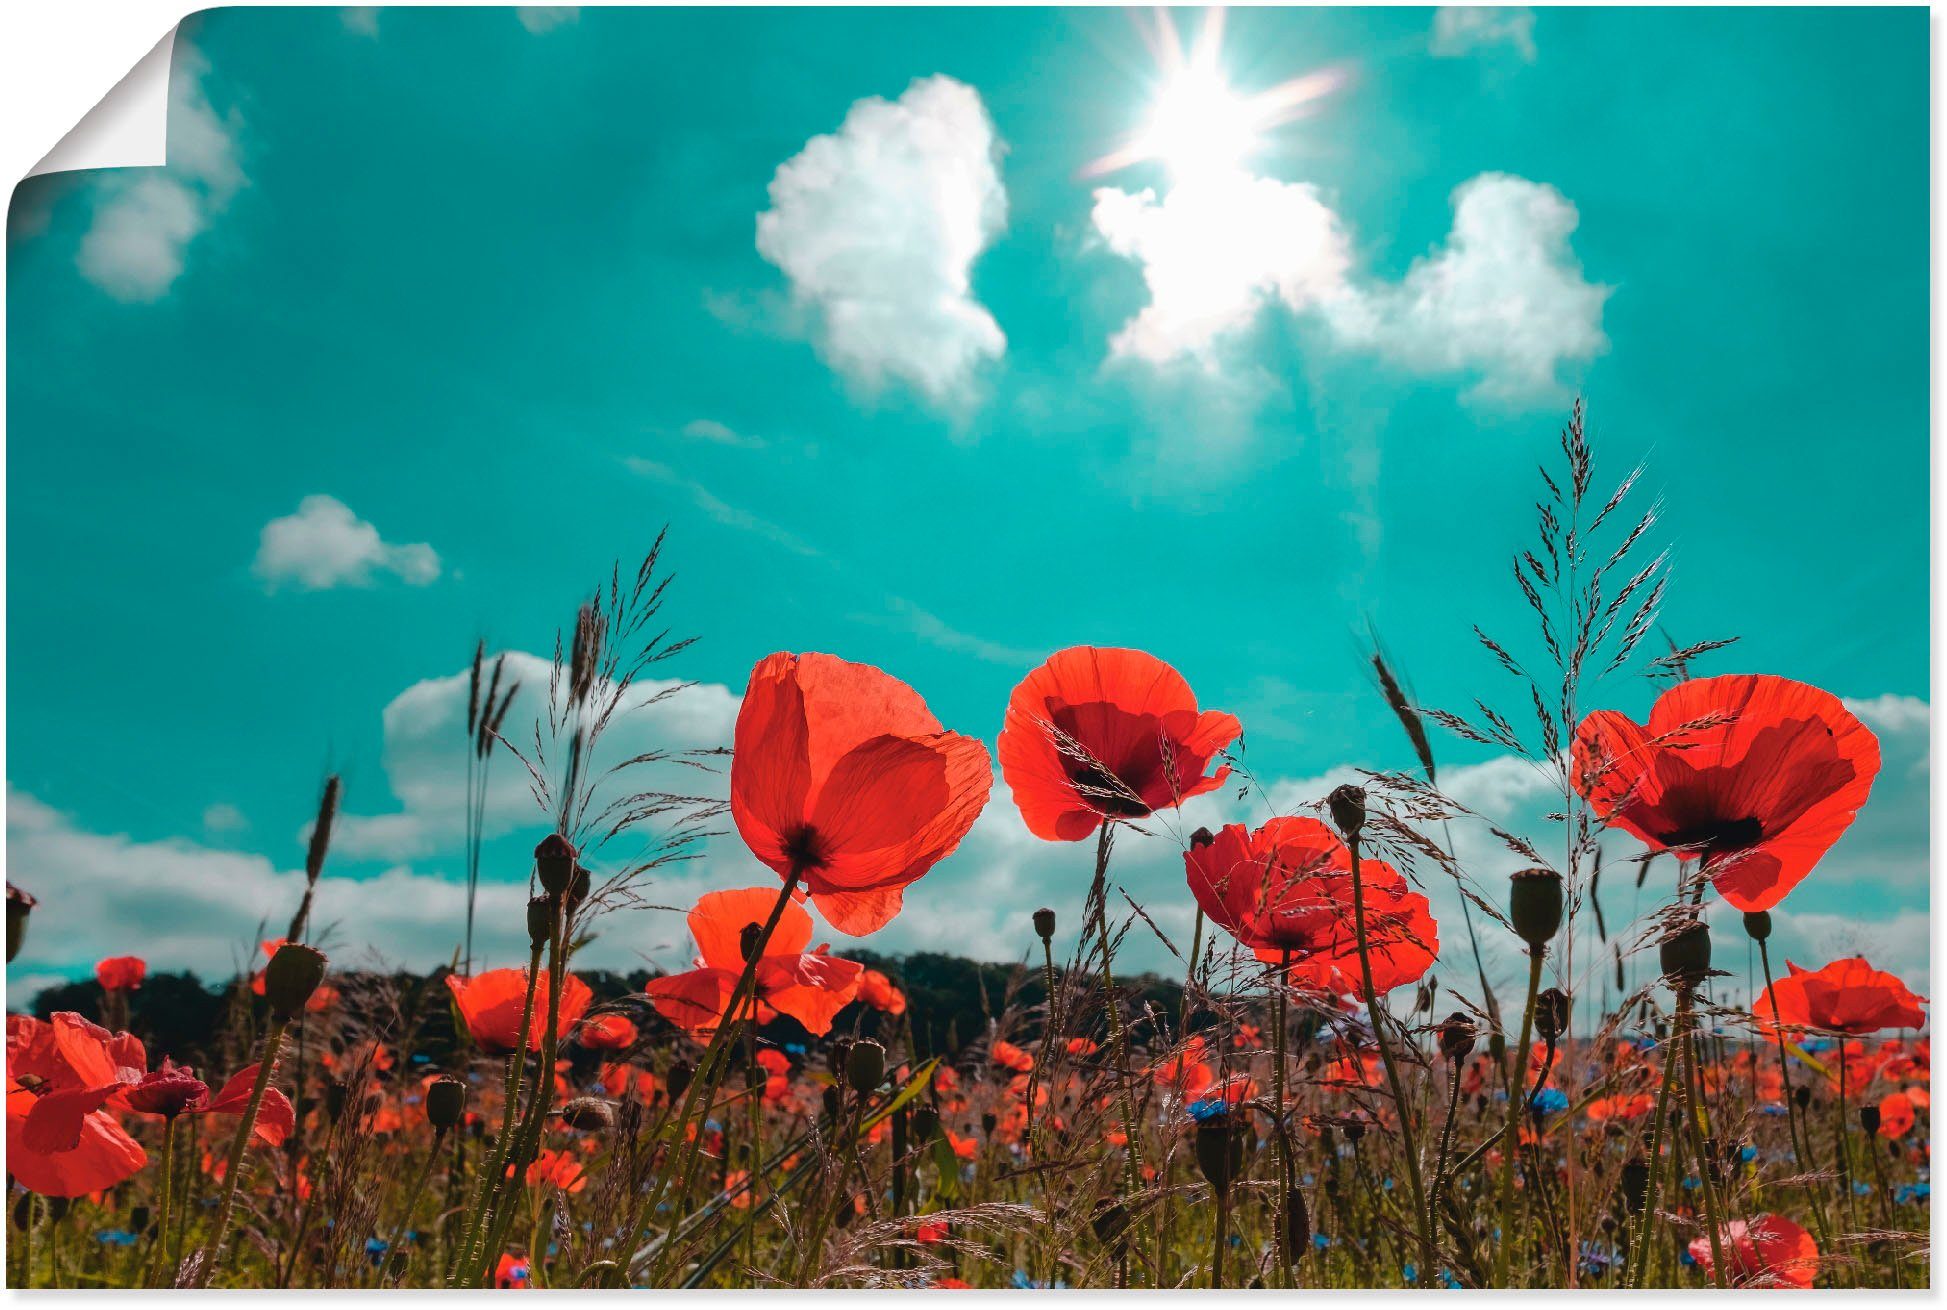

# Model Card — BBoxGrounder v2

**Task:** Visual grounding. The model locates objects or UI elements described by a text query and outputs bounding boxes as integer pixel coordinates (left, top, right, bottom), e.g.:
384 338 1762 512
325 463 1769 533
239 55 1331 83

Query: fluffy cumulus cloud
1092 167 1607 403
253 495 442 592
78 43 243 301
1430 6 1538 61
757 76 1008 406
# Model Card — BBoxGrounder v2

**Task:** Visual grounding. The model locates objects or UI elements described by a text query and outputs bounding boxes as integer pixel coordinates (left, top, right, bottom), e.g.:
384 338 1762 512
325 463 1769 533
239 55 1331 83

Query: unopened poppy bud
1487 1031 1507 1064
559 1096 616 1133
426 1075 467 1131
325 1079 349 1123
1509 868 1564 950
821 1086 842 1122
1437 1012 1477 1062
1621 1156 1649 1213
130 1204 152 1237
1343 1119 1366 1146
667 1060 693 1100
526 897 553 951
1659 920 1711 984
6 883 36 964
1742 910 1772 942
1326 784 1367 839
1282 1190 1310 1262
828 1039 853 1078
1193 1117 1245 1193
566 864 591 913
1860 1104 1881 1135
1535 988 1570 1043
1188 827 1215 850
740 922 764 962
1793 1085 1812 1110
846 1039 885 1092
263 942 327 1020
534 832 577 896
981 1112 999 1136
1033 907 1057 941
911 1106 940 1142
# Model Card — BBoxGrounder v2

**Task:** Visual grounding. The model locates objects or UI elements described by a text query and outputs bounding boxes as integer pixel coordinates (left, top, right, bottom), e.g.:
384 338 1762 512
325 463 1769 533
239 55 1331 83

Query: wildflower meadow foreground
4 410 1929 1289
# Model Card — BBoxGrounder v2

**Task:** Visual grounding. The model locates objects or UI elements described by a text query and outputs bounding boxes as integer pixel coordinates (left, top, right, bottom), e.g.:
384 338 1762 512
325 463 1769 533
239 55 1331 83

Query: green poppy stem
1492 949 1545 1287
196 1017 289 1285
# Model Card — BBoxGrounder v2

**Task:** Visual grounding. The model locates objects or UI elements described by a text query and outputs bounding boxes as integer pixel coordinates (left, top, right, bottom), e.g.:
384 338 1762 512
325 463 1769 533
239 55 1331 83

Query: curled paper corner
26 26 179 180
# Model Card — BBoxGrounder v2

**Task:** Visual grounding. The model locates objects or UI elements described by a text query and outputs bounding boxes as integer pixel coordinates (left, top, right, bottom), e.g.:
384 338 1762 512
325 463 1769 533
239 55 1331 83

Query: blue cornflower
96 1229 138 1247
1531 1087 1570 1116
1895 1183 1929 1204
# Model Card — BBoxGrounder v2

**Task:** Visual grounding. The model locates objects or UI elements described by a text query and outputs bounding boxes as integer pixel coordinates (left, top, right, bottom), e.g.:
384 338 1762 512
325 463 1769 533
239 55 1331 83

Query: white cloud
342 7 380 37
1093 168 1607 403
77 44 242 301
624 458 819 557
515 7 578 33
680 419 764 449
1326 173 1610 402
253 495 442 592
757 76 1008 406
1845 693 1931 736
1090 172 1353 369
1430 7 1538 61
202 802 248 835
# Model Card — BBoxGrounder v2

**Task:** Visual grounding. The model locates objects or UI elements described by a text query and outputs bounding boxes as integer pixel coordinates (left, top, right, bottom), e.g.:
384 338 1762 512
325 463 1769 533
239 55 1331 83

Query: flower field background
4 405 1929 1290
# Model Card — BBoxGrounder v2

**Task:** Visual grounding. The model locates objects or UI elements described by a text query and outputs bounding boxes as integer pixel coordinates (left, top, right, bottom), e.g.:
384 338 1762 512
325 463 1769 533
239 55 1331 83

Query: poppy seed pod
911 1106 940 1142
526 896 554 951
1860 1104 1881 1135
1621 1156 1650 1213
1535 988 1570 1043
1437 1012 1478 1062
1659 920 1712 984
1032 907 1056 942
1193 1116 1246 1193
740 922 764 963
846 1039 886 1093
426 1075 467 1131
263 942 328 1020
1326 784 1367 839
6 883 35 964
1742 910 1772 942
559 1096 617 1133
1508 868 1564 950
535 832 578 896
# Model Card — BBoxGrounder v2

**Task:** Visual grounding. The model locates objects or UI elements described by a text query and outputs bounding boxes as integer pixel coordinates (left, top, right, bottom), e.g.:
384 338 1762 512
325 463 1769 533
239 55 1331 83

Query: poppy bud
827 1039 853 1078
1188 827 1215 850
559 1096 616 1133
130 1204 152 1237
846 1039 886 1093
740 922 764 963
1793 1085 1812 1110
325 1079 349 1123
1742 910 1772 942
535 832 577 896
6 883 36 964
1193 1117 1245 1193
1282 1190 1311 1261
911 1106 940 1142
1487 1031 1507 1064
1860 1104 1881 1135
263 942 327 1020
1508 868 1563 950
1535 988 1570 1043
1326 784 1367 839
1344 1119 1366 1146
1621 1156 1649 1213
981 1112 998 1136
1437 1012 1477 1062
426 1075 466 1131
566 864 592 913
1033 907 1057 941
1091 1200 1131 1253
526 897 553 951
667 1060 694 1101
1659 920 1711 984
821 1086 843 1122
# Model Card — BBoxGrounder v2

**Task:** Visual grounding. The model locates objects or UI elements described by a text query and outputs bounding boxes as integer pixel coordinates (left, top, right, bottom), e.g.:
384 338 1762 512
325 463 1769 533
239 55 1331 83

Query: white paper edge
25 24 177 179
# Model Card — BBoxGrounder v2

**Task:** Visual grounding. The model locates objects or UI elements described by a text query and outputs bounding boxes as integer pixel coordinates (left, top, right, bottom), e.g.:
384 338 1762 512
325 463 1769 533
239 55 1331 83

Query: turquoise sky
5 7 1930 999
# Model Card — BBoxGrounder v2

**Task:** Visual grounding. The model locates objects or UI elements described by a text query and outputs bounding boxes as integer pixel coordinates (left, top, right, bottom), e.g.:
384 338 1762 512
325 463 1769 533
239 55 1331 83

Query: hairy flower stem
1428 1063 1464 1228
1678 1015 1728 1288
1623 1017 1684 1288
385 1126 450 1284
1491 948 1545 1288
451 943 543 1283
1346 832 1434 1285
1211 1186 1230 1289
1270 948 1292 1286
1755 939 1831 1252
142 1116 178 1288
196 1018 289 1285
1836 1042 1859 1233
1087 824 1146 1213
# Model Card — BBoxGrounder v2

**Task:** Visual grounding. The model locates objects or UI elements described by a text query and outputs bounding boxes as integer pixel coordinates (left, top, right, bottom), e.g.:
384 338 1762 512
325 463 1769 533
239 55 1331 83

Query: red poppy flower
859 968 908 1016
1066 1037 1100 1057
990 1039 1034 1073
6 1013 148 1196
577 1013 637 1052
1754 957 1927 1036
1585 1094 1654 1122
494 1252 532 1288
1686 1214 1819 1288
731 652 992 935
1571 675 1878 911
122 1058 295 1146
1184 817 1439 996
597 1063 659 1101
445 968 593 1056
998 647 1241 842
93 956 146 992
1877 1091 1915 1139
523 1147 587 1193
1148 1037 1215 1096
645 887 863 1038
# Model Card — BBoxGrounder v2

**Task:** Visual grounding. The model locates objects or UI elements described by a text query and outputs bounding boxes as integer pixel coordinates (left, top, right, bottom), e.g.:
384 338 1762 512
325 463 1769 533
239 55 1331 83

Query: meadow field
5 409 1928 1289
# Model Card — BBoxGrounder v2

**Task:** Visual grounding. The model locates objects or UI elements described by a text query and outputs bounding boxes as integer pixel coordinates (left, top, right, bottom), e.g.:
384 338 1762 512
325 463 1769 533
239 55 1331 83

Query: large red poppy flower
6 1013 148 1196
575 1013 637 1053
1753 956 1927 1036
93 956 146 992
1184 817 1439 997
445 968 593 1056
1687 1214 1819 1288
999 647 1241 842
645 887 863 1038
121 1058 295 1146
1571 675 1878 911
731 653 992 935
